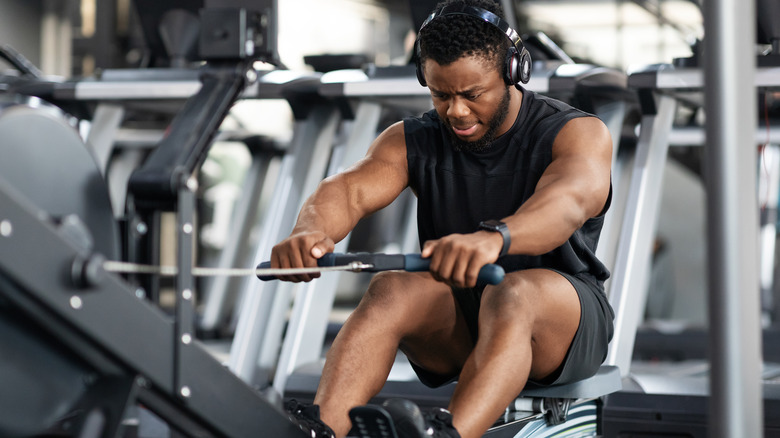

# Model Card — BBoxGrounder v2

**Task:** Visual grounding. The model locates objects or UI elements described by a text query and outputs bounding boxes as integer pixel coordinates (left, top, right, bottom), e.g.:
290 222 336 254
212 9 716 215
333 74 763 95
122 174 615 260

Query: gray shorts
410 270 615 388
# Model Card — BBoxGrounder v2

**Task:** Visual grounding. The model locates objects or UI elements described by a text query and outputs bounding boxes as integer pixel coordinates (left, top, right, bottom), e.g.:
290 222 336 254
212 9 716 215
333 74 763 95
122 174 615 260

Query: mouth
450 123 479 138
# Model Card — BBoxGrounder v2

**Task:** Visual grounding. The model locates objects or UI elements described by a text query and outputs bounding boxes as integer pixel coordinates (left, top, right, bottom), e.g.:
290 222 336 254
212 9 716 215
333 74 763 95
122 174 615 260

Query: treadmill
602 0 780 434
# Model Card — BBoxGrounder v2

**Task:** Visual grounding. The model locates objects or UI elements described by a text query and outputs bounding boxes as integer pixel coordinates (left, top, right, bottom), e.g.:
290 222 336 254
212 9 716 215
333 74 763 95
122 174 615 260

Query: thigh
479 269 582 381
549 271 614 384
362 271 474 380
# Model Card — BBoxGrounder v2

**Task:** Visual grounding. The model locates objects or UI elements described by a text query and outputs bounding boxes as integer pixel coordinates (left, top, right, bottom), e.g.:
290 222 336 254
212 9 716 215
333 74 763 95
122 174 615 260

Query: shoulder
553 116 612 159
557 116 610 143
366 121 408 170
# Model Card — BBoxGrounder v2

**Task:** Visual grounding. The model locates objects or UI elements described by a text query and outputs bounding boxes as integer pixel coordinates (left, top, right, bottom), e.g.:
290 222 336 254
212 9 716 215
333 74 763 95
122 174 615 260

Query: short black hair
417 0 509 75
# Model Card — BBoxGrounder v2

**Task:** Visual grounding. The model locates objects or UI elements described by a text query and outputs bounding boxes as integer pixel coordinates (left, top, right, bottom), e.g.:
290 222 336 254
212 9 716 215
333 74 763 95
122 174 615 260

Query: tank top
404 87 611 281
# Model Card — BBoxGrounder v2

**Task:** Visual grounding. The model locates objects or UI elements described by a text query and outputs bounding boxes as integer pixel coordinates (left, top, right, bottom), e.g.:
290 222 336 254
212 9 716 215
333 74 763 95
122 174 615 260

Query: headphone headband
419 4 523 54
415 3 531 86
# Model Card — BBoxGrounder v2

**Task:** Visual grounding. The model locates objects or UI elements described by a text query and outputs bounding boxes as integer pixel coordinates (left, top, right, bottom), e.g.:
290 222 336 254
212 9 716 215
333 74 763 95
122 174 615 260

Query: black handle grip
401 254 504 285
256 261 273 281
257 253 505 285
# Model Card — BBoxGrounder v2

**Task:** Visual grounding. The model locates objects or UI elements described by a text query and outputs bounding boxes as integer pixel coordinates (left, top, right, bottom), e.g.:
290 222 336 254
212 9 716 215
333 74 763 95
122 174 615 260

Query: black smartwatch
478 220 511 257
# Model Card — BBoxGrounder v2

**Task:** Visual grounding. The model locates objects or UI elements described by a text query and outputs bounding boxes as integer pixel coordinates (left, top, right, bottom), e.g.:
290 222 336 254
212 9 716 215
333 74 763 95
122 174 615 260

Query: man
273 1 614 437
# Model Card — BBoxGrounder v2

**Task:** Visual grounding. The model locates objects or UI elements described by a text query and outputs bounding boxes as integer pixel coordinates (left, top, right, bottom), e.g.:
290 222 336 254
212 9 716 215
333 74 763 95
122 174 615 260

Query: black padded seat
519 365 622 400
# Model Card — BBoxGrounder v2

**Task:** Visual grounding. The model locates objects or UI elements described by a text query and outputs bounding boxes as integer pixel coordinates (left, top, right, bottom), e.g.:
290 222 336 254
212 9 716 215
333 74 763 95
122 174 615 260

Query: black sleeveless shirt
404 88 610 282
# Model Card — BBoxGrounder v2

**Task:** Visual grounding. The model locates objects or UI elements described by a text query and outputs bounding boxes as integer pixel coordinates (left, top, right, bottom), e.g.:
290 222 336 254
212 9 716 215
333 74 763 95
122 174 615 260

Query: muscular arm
502 116 613 255
271 122 409 280
423 116 613 287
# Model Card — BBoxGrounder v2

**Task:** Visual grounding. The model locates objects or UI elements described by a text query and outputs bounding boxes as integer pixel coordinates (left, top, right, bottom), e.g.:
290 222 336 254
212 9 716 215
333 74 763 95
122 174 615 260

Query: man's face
423 55 513 152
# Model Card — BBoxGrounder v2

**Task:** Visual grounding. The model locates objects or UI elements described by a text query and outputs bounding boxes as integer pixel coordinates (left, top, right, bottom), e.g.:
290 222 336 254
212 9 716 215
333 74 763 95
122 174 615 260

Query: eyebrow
429 86 484 96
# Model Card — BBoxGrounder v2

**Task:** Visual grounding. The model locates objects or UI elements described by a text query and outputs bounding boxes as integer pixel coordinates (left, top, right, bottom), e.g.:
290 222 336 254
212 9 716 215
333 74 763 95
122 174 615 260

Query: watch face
481 220 503 230
479 220 510 257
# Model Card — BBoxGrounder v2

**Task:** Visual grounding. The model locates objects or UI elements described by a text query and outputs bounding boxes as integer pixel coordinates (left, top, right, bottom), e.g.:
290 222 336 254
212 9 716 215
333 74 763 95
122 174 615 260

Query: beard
444 86 512 153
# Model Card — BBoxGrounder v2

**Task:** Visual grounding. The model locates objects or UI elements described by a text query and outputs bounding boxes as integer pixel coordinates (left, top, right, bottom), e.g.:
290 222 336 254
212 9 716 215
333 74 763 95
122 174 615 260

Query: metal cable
102 260 373 277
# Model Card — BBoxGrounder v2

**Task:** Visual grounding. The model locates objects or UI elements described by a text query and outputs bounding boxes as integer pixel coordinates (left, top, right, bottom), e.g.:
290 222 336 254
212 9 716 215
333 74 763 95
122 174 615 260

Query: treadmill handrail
127 63 249 207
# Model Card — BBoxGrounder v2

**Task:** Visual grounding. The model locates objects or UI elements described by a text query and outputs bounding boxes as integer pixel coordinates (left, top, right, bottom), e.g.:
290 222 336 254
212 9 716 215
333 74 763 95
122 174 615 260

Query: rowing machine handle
258 253 505 285
399 254 505 285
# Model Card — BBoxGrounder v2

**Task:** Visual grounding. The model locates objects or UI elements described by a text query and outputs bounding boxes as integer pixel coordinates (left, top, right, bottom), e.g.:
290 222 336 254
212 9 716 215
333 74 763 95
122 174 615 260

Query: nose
446 96 470 119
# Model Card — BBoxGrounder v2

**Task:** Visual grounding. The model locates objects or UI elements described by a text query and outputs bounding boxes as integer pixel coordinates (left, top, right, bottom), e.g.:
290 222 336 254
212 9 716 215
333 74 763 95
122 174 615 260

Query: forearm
503 182 607 256
291 177 362 244
270 177 362 280
278 121 408 265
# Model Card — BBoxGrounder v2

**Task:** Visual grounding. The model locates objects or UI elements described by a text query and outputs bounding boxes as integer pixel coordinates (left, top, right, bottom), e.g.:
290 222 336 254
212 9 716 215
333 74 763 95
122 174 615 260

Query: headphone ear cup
414 40 427 87
518 47 532 84
415 58 427 87
504 48 520 85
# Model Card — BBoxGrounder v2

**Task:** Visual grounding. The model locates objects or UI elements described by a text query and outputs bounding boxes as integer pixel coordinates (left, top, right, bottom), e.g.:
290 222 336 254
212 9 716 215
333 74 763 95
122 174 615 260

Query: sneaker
285 399 336 438
420 407 461 438
381 399 461 438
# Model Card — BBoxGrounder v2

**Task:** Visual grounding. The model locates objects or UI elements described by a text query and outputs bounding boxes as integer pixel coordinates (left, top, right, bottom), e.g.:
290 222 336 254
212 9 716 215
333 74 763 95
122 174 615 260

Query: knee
482 270 578 327
349 272 431 337
361 271 418 310
488 275 534 306
482 274 540 321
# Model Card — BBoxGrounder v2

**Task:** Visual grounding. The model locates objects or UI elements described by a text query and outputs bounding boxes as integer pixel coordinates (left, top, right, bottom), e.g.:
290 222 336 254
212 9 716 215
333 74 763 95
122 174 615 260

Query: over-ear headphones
414 4 532 87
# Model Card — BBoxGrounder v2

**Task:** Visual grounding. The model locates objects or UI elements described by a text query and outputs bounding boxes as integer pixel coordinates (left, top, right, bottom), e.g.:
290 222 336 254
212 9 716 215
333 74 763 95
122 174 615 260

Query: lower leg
448 332 533 438
314 307 400 437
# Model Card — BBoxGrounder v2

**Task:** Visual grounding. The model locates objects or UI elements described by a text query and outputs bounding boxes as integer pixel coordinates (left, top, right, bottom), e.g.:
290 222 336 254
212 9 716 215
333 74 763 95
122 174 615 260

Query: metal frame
197 71 325 335
270 100 384 394
197 138 281 334
606 92 677 374
0 176 305 437
704 0 762 435
227 91 343 383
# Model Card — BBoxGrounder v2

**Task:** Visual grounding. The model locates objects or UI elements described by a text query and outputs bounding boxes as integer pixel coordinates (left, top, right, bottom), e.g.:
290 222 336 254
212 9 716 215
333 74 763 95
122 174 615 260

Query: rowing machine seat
520 364 621 400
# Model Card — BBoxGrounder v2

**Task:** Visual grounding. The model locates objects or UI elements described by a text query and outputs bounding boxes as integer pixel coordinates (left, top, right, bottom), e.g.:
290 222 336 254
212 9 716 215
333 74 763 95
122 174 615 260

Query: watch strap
479 220 511 257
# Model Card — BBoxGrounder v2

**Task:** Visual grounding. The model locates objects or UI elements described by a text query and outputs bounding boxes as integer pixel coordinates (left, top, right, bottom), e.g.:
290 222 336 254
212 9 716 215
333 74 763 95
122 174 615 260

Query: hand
270 231 335 282
421 231 504 288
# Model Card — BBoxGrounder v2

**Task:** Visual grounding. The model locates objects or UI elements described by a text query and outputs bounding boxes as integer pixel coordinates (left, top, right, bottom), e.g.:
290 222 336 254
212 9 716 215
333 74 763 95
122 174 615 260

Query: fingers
424 234 494 288
271 233 334 282
421 241 434 259
270 242 312 283
311 237 334 259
